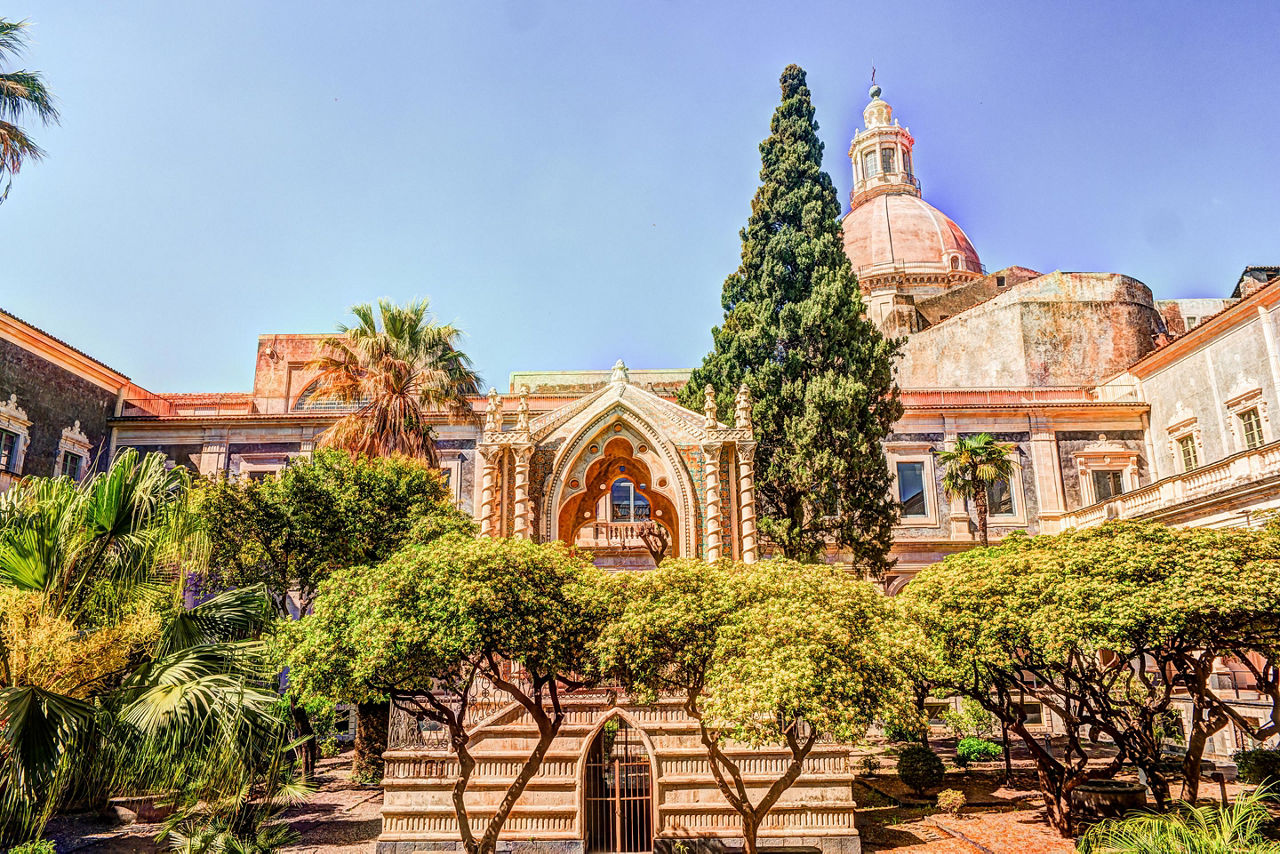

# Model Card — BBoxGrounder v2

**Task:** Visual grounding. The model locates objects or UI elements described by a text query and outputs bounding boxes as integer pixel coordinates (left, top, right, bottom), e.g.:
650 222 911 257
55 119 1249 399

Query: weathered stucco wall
897 272 1165 388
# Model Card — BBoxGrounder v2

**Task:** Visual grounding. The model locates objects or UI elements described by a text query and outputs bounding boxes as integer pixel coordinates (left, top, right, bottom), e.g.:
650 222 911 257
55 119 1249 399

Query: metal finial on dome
869 84 882 100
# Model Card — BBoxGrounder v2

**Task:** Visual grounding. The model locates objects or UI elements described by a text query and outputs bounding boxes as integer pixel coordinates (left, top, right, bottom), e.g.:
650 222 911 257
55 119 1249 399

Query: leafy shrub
936 788 966 817
320 737 341 759
1077 785 1280 853
897 744 945 796
1233 748 1280 785
860 755 882 776
939 699 994 740
955 737 1002 767
9 842 57 854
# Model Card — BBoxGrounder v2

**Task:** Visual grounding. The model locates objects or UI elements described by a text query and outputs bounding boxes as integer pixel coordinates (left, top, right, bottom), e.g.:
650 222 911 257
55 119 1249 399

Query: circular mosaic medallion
656 476 668 488
568 478 580 490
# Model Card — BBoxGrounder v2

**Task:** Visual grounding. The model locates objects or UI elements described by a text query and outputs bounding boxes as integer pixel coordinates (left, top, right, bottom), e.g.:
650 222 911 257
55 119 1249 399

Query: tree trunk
290 696 318 779
1181 709 1227 803
1001 716 1013 786
354 700 389 782
742 814 760 854
974 489 990 548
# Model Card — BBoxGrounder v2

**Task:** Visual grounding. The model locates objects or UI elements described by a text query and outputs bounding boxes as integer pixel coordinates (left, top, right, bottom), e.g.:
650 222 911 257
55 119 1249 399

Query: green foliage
939 698 995 740
319 737 340 759
679 64 902 567
0 451 292 846
882 718 928 745
1077 785 1280 853
859 755 881 776
896 744 945 796
954 737 1002 767
936 433 1015 547
0 19 60 202
1233 748 1280 785
8 841 56 854
935 788 966 818
198 449 474 616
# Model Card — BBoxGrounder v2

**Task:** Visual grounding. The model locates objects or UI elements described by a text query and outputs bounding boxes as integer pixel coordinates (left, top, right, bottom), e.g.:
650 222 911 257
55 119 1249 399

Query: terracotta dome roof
841 193 982 283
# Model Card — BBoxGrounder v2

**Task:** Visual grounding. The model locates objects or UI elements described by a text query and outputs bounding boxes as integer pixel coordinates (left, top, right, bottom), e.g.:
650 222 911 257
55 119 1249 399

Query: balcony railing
1059 440 1280 530
577 521 652 550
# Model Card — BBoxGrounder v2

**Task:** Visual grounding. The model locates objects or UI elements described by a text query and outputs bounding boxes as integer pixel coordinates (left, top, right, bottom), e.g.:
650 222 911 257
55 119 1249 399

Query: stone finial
703 384 717 429
484 388 501 433
734 383 753 430
609 359 630 384
516 385 530 433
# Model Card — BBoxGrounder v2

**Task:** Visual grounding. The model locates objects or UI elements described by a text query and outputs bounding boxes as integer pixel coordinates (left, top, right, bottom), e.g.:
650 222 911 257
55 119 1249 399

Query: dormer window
862 150 877 178
880 147 896 174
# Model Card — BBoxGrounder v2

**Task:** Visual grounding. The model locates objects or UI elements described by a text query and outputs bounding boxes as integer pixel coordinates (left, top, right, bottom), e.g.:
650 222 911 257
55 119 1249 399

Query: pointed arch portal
584 717 653 853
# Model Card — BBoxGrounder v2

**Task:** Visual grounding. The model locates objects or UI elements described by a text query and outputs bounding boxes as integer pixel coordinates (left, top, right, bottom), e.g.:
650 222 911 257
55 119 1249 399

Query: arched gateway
378 364 861 854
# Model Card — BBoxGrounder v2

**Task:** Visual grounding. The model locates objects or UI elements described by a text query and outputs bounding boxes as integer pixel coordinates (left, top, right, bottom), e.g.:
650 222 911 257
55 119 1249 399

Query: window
1178 435 1199 472
1241 407 1264 450
950 256 960 270
862 150 877 179
1016 703 1043 726
986 477 1015 516
902 150 913 176
1092 470 1125 501
897 461 927 517
0 429 16 472
880 147 896 174
610 478 650 522
996 275 1007 288
62 451 83 482
1186 316 1199 328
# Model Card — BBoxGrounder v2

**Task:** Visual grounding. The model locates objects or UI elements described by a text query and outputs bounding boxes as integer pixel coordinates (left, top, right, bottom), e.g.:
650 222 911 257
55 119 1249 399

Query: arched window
950 255 960 270
610 478 650 522
292 380 367 412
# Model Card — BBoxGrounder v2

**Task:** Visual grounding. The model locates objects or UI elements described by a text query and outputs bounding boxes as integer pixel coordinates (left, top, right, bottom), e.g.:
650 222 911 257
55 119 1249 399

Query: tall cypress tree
680 64 902 568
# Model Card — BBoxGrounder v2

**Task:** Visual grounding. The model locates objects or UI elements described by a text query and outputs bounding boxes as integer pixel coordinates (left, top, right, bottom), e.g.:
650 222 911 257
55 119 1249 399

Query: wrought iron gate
584 718 653 853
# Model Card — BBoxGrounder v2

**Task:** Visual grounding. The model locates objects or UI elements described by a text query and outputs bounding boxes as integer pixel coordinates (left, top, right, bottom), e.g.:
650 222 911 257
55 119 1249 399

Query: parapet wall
896 272 1165 389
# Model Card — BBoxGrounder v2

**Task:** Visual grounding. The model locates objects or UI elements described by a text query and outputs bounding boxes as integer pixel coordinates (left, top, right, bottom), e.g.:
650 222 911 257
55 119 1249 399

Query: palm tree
308 298 482 466
0 19 59 202
936 433 1016 548
1077 785 1280 853
0 450 292 846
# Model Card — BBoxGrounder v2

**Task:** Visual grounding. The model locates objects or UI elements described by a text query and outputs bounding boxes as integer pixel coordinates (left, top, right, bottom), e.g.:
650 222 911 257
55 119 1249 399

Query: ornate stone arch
575 707 660 845
543 401 698 559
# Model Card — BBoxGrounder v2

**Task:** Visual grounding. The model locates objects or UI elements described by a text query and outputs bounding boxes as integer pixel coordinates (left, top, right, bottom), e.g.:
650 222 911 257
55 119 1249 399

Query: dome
841 193 982 288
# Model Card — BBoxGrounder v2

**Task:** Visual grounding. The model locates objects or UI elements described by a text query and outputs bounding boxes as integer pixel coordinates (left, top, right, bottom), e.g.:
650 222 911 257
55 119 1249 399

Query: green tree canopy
0 19 58 202
901 522 1280 835
286 535 607 854
679 64 902 567
595 558 909 854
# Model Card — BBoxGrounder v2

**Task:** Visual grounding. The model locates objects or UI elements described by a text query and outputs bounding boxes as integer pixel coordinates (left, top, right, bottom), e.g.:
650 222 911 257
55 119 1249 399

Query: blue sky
4 1 1279 392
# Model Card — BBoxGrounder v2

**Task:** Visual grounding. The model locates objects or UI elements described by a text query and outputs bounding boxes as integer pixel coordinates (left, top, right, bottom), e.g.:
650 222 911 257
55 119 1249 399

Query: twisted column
736 442 758 563
513 446 533 539
703 443 722 562
479 446 500 538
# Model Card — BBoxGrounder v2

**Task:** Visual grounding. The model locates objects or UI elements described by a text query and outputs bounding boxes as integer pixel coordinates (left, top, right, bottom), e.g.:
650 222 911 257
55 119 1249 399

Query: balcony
1059 440 1280 530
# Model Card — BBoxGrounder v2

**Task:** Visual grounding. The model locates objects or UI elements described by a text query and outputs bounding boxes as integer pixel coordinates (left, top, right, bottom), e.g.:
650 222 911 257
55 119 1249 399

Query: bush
897 744 945 796
955 737 1002 767
320 736 341 759
936 788 966 817
9 843 57 854
860 755 882 776
1077 785 1278 853
1232 747 1280 784
939 699 995 740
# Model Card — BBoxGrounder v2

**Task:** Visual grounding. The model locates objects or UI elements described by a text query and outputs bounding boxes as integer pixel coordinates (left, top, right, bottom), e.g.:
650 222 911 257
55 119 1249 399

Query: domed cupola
841 83 983 298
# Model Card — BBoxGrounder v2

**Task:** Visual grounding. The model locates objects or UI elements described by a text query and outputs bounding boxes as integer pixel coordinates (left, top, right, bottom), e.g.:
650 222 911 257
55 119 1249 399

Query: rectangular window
986 476 1015 516
1093 470 1125 501
862 150 877 178
996 275 1007 288
1241 408 1264 450
897 461 928 517
0 429 16 472
1185 316 1199 328
902 150 913 175
1018 703 1044 726
1178 435 1199 472
62 451 83 481
880 147 896 174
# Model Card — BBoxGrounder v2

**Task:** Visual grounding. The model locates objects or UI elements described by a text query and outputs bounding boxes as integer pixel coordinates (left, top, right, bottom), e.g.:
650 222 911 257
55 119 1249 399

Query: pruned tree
285 535 607 854
596 558 908 854
902 522 1280 835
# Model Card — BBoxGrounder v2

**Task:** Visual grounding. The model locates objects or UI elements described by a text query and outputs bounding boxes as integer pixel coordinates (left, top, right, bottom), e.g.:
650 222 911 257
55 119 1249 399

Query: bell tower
848 84 920 208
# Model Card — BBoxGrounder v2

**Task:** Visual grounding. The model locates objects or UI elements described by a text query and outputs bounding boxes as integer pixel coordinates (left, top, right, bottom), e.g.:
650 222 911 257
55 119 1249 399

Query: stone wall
0 337 118 477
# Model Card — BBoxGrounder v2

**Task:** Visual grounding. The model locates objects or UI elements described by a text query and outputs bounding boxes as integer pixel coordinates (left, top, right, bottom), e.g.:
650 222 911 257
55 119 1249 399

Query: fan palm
935 433 1016 548
308 298 481 466
0 19 59 202
1077 785 1280 853
0 450 291 846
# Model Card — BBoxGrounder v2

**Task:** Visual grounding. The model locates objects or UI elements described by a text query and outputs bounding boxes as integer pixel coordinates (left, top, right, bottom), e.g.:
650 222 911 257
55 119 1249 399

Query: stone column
479 446 500 538
1027 414 1067 534
513 445 533 539
736 442 758 563
703 443 722 562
